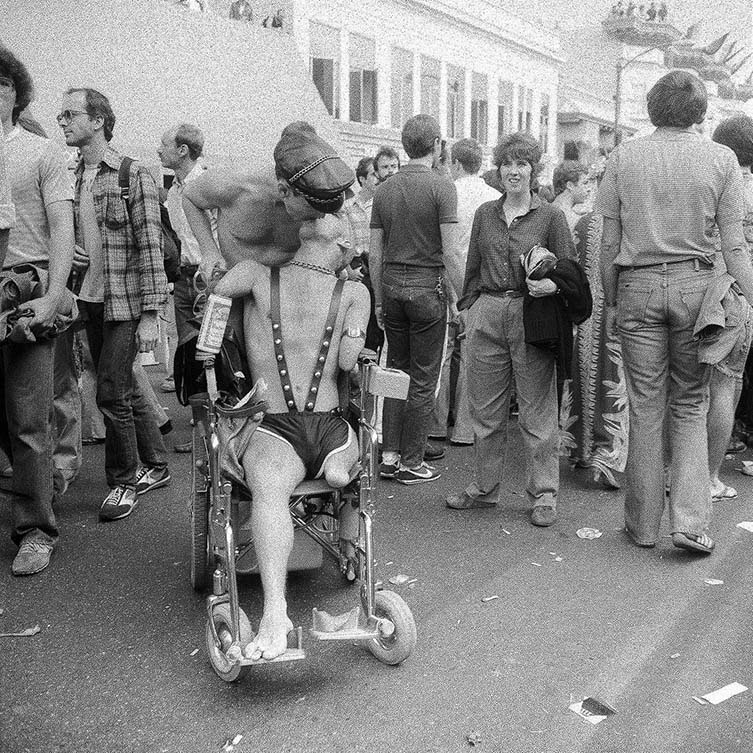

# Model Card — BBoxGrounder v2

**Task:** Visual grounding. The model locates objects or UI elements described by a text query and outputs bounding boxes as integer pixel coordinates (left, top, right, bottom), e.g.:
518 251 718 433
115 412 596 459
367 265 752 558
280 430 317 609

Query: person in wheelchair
208 128 370 661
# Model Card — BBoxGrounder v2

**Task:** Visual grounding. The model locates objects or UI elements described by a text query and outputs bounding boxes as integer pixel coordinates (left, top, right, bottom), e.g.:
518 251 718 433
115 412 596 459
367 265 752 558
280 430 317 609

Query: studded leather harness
270 266 344 413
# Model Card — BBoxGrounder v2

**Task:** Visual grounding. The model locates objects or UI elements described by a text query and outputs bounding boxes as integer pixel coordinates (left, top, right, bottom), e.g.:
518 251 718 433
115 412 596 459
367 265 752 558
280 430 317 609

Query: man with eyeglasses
0 46 76 576
58 87 169 523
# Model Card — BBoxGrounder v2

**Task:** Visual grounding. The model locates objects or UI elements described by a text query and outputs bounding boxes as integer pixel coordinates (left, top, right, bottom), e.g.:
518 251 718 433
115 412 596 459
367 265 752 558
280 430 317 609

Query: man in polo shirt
1 47 75 575
597 70 753 555
370 114 463 484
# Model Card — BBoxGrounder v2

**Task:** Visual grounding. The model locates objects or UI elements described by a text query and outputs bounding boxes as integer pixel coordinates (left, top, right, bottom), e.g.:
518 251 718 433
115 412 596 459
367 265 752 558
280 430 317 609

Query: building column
531 88 542 139
463 68 473 139
547 83 558 162
412 53 422 116
339 26 350 122
487 73 498 146
375 41 391 129
439 61 448 136
511 82 520 132
290 0 310 65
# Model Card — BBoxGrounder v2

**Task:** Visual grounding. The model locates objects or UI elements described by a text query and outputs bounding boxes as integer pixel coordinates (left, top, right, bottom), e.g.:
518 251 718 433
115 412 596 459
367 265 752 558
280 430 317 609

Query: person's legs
96 319 141 489
399 283 446 468
131 361 169 473
466 295 512 501
429 320 454 439
52 328 82 498
450 334 474 444
1 340 58 548
665 267 715 537
507 300 559 512
241 432 305 660
708 369 740 497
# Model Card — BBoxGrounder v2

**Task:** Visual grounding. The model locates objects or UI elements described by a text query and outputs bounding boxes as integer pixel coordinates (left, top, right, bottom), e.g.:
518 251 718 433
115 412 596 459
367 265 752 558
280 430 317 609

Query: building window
446 64 464 139
421 56 441 122
498 80 513 138
470 73 488 144
349 33 377 124
310 22 340 118
391 47 413 129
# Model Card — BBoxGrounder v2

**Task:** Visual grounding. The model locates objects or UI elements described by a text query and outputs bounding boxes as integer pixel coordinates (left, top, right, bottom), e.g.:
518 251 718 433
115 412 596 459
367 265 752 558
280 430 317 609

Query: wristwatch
341 327 366 339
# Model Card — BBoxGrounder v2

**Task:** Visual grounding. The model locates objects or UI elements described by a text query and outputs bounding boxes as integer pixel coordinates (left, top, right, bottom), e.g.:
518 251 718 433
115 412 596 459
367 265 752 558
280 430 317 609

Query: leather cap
273 121 354 213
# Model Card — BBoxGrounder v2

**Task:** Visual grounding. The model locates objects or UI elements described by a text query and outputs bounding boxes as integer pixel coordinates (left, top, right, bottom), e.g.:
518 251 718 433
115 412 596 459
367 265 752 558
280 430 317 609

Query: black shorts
256 412 355 479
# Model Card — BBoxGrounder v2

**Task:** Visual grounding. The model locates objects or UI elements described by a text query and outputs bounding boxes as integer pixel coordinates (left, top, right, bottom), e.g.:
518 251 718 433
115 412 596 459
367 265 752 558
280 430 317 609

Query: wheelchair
189 348 417 682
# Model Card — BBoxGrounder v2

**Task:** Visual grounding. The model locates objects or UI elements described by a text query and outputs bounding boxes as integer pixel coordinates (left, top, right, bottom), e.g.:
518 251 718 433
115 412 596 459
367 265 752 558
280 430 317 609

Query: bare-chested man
208 131 369 661
183 121 354 273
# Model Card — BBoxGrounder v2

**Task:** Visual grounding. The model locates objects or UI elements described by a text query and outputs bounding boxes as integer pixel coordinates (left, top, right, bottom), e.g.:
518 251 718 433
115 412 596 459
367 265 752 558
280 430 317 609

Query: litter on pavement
481 595 499 602
576 527 603 539
736 521 753 533
703 579 724 586
466 731 482 746
388 574 410 585
0 624 41 638
693 682 748 706
220 733 244 752
569 697 617 724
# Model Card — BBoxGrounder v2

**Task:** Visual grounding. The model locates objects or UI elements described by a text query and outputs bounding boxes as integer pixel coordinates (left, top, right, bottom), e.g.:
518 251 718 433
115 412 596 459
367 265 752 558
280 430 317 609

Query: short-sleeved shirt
4 127 73 267
595 128 744 266
370 163 457 268
458 192 575 310
0 136 14 230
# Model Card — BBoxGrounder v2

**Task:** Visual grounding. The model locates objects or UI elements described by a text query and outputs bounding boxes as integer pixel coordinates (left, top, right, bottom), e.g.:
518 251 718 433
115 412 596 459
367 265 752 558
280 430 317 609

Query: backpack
117 157 181 283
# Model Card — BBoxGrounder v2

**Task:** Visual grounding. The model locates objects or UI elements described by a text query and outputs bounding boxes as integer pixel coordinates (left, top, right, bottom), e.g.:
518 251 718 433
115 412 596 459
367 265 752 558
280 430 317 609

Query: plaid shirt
73 147 167 321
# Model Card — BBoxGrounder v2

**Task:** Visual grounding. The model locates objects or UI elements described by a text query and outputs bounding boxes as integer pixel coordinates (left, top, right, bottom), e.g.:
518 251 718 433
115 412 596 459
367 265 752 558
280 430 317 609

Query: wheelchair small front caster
206 603 254 682
366 590 417 665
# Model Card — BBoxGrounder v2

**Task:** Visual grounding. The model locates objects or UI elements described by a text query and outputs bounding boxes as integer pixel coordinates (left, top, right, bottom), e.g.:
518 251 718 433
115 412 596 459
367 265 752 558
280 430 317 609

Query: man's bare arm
213 259 262 299
183 171 237 271
719 220 753 303
440 222 464 299
338 283 371 372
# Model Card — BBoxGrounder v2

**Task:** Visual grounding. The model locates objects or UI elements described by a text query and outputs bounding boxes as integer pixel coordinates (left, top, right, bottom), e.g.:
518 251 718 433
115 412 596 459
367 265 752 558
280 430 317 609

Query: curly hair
0 45 34 125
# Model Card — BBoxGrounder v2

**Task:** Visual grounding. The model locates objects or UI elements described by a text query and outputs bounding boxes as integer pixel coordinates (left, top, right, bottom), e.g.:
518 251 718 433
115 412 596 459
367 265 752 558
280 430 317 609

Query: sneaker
395 462 441 485
379 461 400 479
135 466 171 496
99 485 137 521
11 533 54 576
159 375 175 393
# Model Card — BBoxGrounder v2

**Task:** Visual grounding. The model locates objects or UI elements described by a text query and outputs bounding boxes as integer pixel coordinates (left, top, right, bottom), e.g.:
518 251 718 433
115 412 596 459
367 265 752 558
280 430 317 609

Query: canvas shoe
99 485 138 521
135 466 172 496
11 532 54 576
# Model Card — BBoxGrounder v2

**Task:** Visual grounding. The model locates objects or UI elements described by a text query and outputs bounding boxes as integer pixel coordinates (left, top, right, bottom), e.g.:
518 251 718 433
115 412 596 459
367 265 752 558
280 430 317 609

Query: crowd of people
2 38 752 655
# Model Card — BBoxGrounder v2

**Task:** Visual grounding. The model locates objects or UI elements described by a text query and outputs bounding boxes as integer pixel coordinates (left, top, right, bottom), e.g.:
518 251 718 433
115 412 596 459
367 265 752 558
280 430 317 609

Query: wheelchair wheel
366 590 417 666
190 429 211 592
206 603 253 682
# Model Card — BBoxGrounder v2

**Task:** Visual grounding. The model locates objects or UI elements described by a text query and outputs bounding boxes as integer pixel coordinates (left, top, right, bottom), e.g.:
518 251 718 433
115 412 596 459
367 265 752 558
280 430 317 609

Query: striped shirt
73 147 167 321
595 128 744 266
458 192 575 310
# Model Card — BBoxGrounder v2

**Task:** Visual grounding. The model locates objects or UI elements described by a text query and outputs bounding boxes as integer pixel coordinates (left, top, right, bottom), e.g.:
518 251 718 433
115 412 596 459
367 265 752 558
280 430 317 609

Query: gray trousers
466 294 559 506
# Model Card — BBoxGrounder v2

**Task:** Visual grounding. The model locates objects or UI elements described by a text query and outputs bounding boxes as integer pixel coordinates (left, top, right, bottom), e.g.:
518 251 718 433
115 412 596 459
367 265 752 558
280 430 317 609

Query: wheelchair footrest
238 626 306 665
310 606 379 642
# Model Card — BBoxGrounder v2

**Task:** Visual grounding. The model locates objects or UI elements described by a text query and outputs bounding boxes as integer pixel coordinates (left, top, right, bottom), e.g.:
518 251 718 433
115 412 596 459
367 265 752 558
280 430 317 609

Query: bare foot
244 609 293 661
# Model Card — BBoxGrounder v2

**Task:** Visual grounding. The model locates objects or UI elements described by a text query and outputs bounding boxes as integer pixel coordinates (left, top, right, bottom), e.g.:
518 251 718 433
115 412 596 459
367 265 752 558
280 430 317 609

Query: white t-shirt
78 164 105 302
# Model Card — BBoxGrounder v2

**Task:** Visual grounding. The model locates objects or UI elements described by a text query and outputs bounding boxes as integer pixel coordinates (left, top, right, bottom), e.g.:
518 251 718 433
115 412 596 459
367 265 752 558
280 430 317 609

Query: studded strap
270 267 345 413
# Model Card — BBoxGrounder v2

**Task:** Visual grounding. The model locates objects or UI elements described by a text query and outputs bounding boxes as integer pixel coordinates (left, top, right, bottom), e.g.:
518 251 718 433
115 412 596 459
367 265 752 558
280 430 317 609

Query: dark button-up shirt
458 192 574 310
73 147 167 321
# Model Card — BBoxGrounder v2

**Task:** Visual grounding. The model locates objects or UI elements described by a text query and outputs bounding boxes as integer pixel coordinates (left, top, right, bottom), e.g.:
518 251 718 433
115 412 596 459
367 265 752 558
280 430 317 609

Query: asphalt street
2 378 753 753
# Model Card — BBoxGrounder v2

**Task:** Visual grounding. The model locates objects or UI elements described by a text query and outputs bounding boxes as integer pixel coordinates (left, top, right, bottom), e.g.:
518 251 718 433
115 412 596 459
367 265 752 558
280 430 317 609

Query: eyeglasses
0 76 14 90
56 109 88 124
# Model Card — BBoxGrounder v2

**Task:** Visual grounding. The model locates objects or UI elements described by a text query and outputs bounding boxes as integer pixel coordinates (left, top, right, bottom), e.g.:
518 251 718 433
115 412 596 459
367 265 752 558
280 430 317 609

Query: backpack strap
117 156 134 213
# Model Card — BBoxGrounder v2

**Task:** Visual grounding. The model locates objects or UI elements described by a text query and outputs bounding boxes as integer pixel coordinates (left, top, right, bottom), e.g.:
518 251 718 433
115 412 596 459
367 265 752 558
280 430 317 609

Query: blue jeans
382 265 447 468
466 294 559 506
617 260 714 544
0 338 57 545
53 328 82 495
83 302 168 489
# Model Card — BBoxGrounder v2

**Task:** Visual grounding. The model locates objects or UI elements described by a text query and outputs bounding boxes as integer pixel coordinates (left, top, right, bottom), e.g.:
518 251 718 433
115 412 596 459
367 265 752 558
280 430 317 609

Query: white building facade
285 0 563 169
